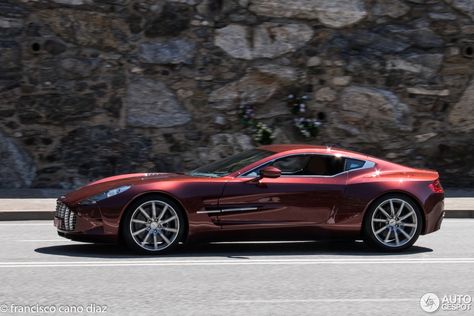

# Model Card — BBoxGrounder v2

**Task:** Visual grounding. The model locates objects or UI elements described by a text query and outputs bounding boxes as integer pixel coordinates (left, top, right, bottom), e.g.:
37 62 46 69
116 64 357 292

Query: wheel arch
118 191 189 245
360 190 426 235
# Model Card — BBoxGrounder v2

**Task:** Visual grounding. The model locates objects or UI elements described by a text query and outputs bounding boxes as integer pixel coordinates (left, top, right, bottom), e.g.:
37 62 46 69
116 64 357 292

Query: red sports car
54 144 445 254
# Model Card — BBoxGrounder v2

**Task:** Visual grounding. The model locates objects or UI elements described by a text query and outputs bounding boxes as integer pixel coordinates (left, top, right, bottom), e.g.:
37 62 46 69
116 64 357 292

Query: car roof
258 144 367 158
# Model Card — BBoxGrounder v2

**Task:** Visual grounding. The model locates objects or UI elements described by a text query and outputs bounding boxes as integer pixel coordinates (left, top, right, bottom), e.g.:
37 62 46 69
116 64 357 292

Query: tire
121 195 186 255
363 194 423 252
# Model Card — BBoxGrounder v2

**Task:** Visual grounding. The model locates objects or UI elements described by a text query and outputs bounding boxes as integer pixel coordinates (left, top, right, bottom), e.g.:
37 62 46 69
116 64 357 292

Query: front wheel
122 196 185 254
363 194 423 251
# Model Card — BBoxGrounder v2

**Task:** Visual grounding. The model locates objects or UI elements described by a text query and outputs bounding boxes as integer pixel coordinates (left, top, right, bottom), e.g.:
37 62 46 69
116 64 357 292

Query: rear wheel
122 196 185 254
363 194 422 251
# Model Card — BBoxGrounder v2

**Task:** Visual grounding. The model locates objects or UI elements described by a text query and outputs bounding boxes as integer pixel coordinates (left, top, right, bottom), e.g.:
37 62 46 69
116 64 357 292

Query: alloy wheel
129 200 180 252
370 198 419 248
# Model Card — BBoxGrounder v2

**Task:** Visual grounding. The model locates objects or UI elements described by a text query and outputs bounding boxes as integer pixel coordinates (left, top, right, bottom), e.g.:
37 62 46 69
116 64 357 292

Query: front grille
55 201 77 231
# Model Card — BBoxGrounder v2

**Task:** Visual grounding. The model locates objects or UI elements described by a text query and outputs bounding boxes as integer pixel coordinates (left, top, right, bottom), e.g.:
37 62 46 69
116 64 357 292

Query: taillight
429 179 444 193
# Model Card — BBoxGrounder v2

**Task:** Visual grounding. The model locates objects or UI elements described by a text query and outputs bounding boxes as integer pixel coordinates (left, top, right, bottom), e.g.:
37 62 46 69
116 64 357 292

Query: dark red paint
55 145 444 244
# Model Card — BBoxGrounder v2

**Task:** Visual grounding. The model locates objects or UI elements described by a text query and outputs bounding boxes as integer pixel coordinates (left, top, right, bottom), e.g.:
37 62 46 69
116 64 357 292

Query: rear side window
344 158 365 171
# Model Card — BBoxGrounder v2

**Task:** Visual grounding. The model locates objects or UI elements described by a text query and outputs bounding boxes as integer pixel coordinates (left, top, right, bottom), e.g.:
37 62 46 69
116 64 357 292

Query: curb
0 211 54 221
444 210 474 219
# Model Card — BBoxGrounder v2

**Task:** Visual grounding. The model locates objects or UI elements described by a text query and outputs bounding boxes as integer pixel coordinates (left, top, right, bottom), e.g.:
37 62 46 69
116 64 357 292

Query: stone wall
1 0 473 188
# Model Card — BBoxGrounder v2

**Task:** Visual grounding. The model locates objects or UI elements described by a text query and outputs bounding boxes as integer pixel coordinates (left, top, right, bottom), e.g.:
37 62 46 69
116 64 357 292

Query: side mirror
259 166 281 179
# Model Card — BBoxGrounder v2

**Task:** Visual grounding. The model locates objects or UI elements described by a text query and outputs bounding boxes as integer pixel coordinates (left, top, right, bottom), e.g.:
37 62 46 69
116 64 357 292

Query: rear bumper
423 194 445 235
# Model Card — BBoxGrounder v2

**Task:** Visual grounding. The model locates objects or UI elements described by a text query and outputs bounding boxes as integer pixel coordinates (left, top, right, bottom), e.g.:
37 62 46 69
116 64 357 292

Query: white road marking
0 223 52 226
442 219 474 223
0 210 53 212
0 257 473 268
17 239 66 242
225 298 417 304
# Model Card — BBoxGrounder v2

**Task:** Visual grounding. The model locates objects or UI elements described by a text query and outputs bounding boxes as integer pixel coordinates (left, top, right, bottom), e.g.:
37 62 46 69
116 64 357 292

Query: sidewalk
0 188 472 220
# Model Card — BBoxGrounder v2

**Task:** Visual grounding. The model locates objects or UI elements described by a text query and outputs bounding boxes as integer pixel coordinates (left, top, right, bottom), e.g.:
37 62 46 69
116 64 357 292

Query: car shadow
35 240 433 259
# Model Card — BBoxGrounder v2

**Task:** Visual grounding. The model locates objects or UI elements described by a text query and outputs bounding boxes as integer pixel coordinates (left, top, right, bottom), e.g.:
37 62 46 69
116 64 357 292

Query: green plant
287 93 310 115
253 122 275 145
294 117 321 138
239 104 255 126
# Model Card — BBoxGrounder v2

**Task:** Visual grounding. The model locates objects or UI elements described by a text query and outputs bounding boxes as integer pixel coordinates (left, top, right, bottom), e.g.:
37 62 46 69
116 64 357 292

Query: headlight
79 185 131 205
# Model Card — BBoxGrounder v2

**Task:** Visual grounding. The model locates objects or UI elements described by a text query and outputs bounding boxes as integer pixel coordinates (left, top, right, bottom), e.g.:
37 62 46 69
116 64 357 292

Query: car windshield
188 149 274 177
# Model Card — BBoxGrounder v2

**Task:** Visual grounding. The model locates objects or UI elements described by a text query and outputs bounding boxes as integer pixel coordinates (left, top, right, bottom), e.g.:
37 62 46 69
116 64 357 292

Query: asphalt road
0 220 473 315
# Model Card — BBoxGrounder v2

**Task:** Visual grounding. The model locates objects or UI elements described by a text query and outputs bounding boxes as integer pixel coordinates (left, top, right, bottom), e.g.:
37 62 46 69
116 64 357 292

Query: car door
216 154 348 235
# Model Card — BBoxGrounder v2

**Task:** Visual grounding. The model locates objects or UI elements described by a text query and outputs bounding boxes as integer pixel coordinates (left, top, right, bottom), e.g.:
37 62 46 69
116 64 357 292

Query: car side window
272 155 310 175
245 154 348 177
304 155 345 176
244 155 310 177
344 158 365 171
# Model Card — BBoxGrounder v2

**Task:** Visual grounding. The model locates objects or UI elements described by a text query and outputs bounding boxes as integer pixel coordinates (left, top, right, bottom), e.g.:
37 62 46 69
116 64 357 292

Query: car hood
61 172 192 204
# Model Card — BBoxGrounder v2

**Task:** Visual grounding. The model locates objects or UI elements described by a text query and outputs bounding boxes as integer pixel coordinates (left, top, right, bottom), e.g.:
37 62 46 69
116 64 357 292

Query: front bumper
54 200 117 243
